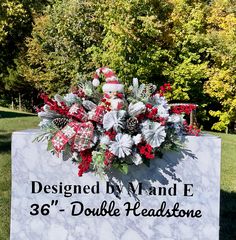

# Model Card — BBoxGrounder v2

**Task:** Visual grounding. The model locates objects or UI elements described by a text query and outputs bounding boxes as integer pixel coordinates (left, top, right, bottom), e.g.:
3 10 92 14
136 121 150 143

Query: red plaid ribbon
52 122 79 152
68 103 88 122
51 121 94 153
89 106 106 124
73 122 95 152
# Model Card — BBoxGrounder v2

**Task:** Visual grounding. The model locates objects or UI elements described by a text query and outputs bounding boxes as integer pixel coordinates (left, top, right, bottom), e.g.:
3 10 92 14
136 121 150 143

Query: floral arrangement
37 67 199 177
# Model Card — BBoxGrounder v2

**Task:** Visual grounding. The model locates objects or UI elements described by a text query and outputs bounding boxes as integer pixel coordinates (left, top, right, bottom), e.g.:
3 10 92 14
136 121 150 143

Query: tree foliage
18 0 102 95
204 0 236 131
0 0 50 74
21 0 213 125
89 0 173 83
0 0 51 107
0 0 30 74
1 0 236 131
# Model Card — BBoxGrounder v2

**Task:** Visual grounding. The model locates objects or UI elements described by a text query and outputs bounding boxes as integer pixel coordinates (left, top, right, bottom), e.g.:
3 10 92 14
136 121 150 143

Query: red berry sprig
171 104 197 115
159 83 172 96
101 97 111 111
145 103 158 121
104 150 115 166
104 130 117 140
138 143 155 159
78 150 92 176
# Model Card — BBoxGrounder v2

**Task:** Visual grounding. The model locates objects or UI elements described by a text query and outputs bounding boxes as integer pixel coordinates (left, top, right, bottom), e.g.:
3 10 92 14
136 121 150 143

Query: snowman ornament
92 67 125 111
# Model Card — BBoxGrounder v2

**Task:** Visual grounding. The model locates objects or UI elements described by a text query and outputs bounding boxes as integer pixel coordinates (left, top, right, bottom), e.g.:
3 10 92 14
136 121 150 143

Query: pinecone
126 117 138 134
52 118 69 129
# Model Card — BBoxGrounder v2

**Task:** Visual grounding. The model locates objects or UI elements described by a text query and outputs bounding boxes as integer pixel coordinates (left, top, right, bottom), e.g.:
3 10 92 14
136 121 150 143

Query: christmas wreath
36 67 199 176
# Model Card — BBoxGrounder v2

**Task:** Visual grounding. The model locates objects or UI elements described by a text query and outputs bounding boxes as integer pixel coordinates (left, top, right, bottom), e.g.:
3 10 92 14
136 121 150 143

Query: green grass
209 132 236 240
0 107 236 239
210 132 236 193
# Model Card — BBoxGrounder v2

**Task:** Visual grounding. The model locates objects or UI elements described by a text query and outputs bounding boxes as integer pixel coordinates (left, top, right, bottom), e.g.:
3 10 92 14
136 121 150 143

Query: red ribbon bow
51 121 94 153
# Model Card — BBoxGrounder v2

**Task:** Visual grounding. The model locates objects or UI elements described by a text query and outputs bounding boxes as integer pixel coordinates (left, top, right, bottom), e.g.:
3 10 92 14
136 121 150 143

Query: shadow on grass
0 110 35 118
220 190 236 240
0 133 11 153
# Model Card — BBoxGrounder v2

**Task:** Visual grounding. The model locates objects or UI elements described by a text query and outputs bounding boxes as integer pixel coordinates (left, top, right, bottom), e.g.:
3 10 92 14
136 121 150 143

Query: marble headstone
11 129 221 240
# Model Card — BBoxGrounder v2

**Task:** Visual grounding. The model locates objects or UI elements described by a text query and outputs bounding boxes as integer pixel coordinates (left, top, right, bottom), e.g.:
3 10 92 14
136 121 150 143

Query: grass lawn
209 132 236 240
0 107 236 239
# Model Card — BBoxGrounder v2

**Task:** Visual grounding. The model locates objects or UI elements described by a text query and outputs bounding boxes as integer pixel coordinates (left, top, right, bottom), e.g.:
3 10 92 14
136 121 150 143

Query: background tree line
0 0 236 132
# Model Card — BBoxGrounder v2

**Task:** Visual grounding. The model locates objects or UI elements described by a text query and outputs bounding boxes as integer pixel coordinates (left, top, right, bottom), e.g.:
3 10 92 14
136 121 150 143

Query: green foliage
19 0 103 94
113 162 129 175
91 151 106 176
0 0 49 75
204 0 236 131
162 0 214 128
89 0 173 83
0 0 29 44
2 66 38 110
0 0 51 109
1 0 236 130
19 0 214 127
0 0 30 77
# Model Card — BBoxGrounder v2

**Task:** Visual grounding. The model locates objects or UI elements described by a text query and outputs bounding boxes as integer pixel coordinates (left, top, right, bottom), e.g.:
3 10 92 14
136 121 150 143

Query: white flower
152 94 168 107
132 134 142 145
141 120 166 148
168 114 184 123
109 133 133 158
103 110 126 131
128 102 146 116
157 105 169 118
131 153 143 165
100 135 110 145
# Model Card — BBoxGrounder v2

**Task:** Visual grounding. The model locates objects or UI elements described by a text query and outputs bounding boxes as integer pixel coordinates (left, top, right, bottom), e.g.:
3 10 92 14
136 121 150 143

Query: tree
0 0 51 108
0 0 51 72
21 0 213 121
19 0 103 95
204 0 236 131
19 0 236 131
89 0 173 84
0 0 30 76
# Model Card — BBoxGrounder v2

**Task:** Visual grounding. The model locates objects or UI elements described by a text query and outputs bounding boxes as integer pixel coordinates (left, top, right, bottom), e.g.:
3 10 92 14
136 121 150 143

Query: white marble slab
11 129 221 240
